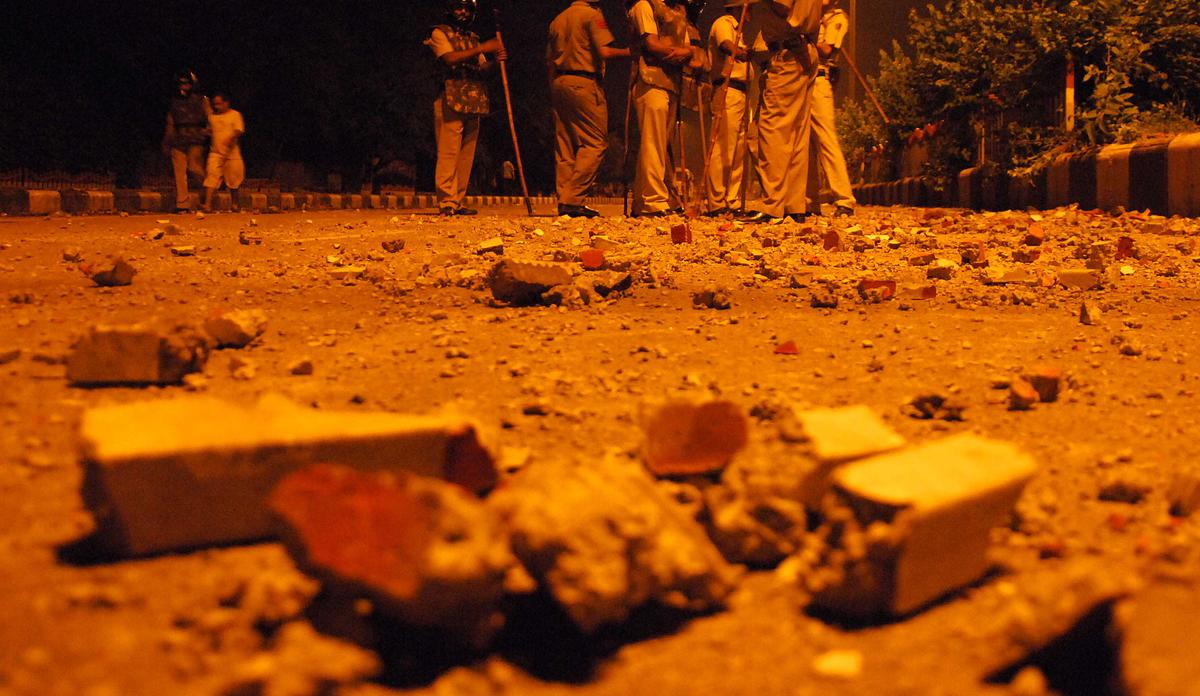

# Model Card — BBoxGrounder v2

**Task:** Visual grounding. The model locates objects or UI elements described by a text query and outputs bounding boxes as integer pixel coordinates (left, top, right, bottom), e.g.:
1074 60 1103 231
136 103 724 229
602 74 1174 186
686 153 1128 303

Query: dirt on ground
1 202 1199 696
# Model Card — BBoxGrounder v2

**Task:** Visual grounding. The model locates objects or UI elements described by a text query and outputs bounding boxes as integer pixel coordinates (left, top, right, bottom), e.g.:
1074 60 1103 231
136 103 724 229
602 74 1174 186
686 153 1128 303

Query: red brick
1009 379 1040 411
579 249 606 270
643 400 748 477
671 223 693 244
1025 365 1062 403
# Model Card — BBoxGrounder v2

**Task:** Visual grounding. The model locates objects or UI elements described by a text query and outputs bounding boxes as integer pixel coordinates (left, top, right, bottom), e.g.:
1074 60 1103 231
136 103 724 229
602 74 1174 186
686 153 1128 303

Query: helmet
723 0 748 7
682 0 707 22
446 0 477 27
175 69 197 85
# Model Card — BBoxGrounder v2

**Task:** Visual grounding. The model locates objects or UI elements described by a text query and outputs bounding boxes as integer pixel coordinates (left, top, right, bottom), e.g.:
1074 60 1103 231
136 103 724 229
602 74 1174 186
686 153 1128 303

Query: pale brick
205 309 268 348
487 259 575 305
813 434 1036 617
66 324 209 386
77 394 497 556
796 405 907 464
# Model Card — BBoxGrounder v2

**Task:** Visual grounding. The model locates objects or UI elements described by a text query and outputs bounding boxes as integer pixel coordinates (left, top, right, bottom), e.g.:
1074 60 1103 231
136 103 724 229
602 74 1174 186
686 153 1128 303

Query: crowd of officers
429 0 857 222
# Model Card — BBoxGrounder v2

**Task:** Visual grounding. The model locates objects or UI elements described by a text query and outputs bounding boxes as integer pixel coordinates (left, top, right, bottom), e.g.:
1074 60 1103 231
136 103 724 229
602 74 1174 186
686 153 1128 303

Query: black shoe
785 212 811 223
635 210 670 218
559 204 601 219
440 207 456 216
736 211 779 224
834 206 854 217
455 207 478 216
702 207 730 218
667 207 685 216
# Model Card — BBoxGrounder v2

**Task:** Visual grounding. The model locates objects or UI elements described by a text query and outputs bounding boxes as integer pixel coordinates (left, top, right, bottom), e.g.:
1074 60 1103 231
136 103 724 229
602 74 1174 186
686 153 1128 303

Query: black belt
713 77 748 92
817 67 829 77
766 36 816 54
557 69 600 80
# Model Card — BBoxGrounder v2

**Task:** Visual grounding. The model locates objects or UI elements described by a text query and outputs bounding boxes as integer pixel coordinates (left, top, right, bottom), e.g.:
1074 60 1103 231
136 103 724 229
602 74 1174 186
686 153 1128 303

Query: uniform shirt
758 0 822 46
708 13 749 83
548 0 616 76
208 109 244 158
427 27 487 67
628 0 681 92
819 8 849 65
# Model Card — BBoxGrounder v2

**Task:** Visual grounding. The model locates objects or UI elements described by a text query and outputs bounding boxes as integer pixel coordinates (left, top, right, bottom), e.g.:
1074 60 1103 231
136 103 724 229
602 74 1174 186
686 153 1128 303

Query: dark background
0 0 923 192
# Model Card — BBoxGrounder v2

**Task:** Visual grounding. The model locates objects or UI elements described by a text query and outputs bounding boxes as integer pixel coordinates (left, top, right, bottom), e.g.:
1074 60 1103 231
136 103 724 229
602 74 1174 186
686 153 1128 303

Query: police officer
704 0 751 216
162 70 211 213
627 0 693 218
426 0 507 216
739 0 822 223
548 0 631 218
677 0 709 209
806 0 856 216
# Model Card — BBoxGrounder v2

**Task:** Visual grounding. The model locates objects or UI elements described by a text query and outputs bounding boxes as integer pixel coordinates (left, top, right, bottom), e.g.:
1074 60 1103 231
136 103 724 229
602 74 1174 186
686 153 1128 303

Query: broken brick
1025 365 1062 403
1024 225 1046 246
812 434 1036 618
477 237 504 255
76 394 497 556
579 249 606 270
1059 268 1102 291
270 464 516 646
488 259 574 306
381 239 406 254
66 324 209 386
692 286 732 310
643 400 749 477
1009 378 1040 411
671 223 693 244
795 405 906 464
857 279 896 301
204 309 268 349
822 229 843 251
775 340 800 355
85 257 137 287
896 283 937 301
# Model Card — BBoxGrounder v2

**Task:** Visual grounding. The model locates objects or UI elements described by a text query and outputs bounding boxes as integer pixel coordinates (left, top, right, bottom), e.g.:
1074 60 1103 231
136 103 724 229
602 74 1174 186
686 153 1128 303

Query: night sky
0 1 927 191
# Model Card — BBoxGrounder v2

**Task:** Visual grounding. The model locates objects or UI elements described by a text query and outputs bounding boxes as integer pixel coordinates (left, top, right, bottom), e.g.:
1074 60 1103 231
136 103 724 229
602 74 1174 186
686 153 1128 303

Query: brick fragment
381 239 406 254
488 259 575 305
896 283 936 301
205 309 267 349
775 340 799 355
1024 224 1046 246
270 464 516 645
66 324 209 386
328 266 366 281
822 229 843 251
692 286 732 310
795 405 906 463
1080 301 1103 325
76 394 497 556
477 237 504 255
643 400 748 477
671 223 693 244
85 257 137 287
1058 268 1102 290
1025 365 1062 403
1008 378 1040 411
857 279 896 301
812 435 1036 617
579 248 606 270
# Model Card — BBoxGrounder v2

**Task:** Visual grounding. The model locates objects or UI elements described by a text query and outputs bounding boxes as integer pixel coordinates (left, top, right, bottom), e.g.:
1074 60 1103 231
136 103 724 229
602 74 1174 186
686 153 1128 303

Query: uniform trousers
434 94 480 211
632 81 680 215
752 46 817 218
807 73 857 210
552 74 609 206
171 145 206 209
705 86 748 211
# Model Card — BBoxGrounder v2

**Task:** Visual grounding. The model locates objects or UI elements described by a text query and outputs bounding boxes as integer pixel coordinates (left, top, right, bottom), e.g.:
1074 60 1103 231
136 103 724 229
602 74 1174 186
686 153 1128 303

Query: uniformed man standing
806 0 856 216
162 70 211 213
627 0 693 218
548 0 631 219
739 0 822 223
704 0 751 216
426 0 507 216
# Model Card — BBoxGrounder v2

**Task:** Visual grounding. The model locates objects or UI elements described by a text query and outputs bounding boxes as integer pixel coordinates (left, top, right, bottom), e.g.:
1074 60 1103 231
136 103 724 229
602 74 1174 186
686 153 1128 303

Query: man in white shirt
627 0 694 217
739 0 822 223
806 0 857 216
203 93 245 213
704 0 752 216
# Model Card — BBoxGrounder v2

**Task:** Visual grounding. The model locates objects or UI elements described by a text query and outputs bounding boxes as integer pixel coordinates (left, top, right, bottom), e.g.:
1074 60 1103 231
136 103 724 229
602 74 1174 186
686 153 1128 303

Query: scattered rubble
204 309 268 349
692 285 732 310
487 259 575 306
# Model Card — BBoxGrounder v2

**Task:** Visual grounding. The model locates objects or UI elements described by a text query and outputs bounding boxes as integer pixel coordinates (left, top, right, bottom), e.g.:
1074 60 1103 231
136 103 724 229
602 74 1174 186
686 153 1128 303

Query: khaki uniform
548 1 616 206
628 0 684 215
427 25 489 211
806 8 856 211
705 11 751 211
751 0 821 218
165 93 211 210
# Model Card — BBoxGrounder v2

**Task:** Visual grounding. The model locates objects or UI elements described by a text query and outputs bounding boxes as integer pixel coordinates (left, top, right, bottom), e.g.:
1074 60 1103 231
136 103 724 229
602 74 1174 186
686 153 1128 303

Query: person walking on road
162 70 210 213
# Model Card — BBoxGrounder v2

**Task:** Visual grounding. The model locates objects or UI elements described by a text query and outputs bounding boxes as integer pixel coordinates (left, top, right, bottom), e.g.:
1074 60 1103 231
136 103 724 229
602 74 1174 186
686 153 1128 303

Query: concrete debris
1024 366 1062 403
288 358 314 376
477 237 504 255
811 283 839 309
1118 582 1200 696
811 649 864 680
1080 301 1103 325
170 246 197 257
642 400 749 477
488 259 575 306
692 285 732 310
271 464 518 646
220 622 381 696
810 434 1036 618
328 266 366 281
66 323 209 386
204 309 268 349
1058 268 1102 291
794 405 906 464
238 229 263 245
76 394 497 556
490 455 740 632
906 393 966 421
381 239 406 253
62 247 83 262
86 257 137 287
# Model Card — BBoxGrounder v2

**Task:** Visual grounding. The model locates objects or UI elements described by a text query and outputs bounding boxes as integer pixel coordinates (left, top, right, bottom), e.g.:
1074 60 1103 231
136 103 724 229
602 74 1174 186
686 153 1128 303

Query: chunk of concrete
796 405 907 464
1119 582 1200 696
77 394 497 556
271 464 517 646
204 309 268 348
642 400 749 477
812 434 1036 617
487 259 575 306
66 324 209 386
491 455 739 632
86 257 137 287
